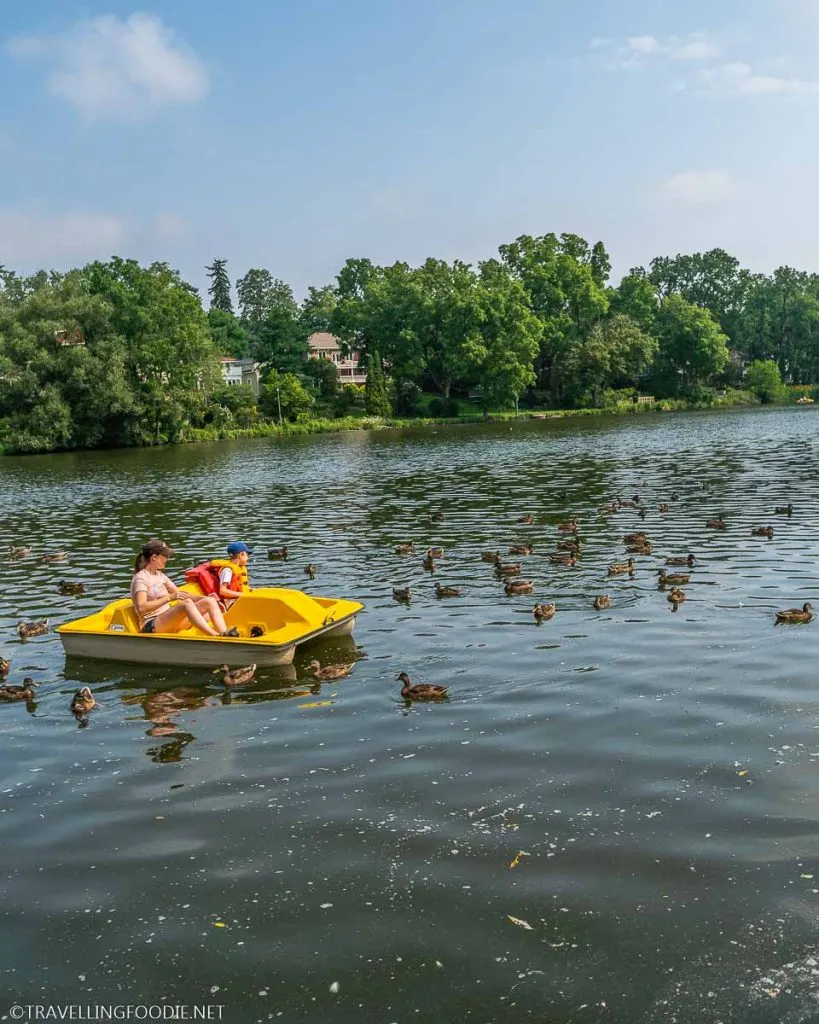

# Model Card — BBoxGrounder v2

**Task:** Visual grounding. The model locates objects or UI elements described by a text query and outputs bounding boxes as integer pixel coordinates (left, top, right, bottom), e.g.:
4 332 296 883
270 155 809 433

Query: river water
1 407 818 1023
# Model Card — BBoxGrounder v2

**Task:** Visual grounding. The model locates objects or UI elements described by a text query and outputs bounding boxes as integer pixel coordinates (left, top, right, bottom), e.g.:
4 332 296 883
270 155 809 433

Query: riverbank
184 388 763 445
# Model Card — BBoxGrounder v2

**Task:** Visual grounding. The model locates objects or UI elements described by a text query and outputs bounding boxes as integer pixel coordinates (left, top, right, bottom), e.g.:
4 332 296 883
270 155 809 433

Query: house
307 332 367 385
219 357 261 397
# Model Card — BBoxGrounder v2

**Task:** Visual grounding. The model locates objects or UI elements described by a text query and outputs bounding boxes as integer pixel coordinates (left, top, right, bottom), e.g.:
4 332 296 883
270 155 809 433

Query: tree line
0 238 814 453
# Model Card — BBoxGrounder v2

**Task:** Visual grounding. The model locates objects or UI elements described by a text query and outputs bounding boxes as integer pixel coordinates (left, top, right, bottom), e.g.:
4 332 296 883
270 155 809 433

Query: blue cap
227 541 253 556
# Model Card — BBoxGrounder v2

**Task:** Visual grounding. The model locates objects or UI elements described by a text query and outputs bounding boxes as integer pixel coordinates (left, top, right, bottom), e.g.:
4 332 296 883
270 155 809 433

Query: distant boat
796 396 815 404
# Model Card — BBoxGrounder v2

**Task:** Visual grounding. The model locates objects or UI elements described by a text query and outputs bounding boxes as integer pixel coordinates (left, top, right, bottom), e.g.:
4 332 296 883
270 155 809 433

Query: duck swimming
510 543 534 555
607 558 635 577
593 595 612 610
17 620 48 640
0 678 37 703
8 546 31 560
304 563 318 577
426 547 444 559
706 517 726 529
0 658 10 679
533 603 556 622
623 532 648 545
665 554 696 567
394 543 414 555
775 602 813 624
658 503 670 513
481 550 501 563
557 519 578 533
548 552 577 566
58 581 85 595
667 587 686 605
392 586 411 603
435 583 461 598
496 562 523 576
40 551 68 563
556 538 581 552
774 504 793 516
657 570 690 586
422 554 436 571
267 546 289 560
751 526 774 539
504 579 534 595
310 660 354 680
70 686 96 714
517 514 534 525
214 663 257 686
397 671 448 701
625 541 652 555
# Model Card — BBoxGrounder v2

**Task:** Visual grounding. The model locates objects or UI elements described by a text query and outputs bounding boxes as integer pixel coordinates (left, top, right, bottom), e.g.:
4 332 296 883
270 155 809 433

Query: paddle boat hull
57 587 363 667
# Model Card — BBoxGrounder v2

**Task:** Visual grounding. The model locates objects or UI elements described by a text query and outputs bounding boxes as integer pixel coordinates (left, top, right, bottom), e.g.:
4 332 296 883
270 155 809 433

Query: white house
219 357 261 397
307 332 367 385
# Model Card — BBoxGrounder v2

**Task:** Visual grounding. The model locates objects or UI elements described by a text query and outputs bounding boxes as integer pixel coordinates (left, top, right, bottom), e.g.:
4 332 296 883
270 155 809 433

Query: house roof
308 332 340 350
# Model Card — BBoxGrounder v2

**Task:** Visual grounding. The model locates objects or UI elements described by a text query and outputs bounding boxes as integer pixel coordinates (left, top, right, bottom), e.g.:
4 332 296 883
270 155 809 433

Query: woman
131 539 238 637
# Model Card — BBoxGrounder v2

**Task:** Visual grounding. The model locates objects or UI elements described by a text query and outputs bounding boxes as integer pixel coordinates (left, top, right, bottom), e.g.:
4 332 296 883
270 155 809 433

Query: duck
40 551 68 563
533 602 556 622
426 547 444 559
626 541 652 555
213 663 257 686
394 543 414 555
593 595 612 610
495 562 523 576
556 538 581 552
267 546 289 560
597 501 620 514
0 678 37 703
304 563 318 576
422 554 436 571
607 558 635 577
557 519 578 533
70 686 96 714
774 503 793 516
430 511 445 523
775 602 813 624
392 586 411 603
58 581 85 595
397 671 448 701
623 532 648 544
0 658 10 679
548 552 577 566
667 588 687 605
656 570 690 586
504 579 534 595
658 503 670 513
751 526 774 539
8 546 32 560
670 492 679 501
509 543 534 555
310 660 354 680
481 550 501 563
434 582 461 598
706 517 726 529
17 619 48 640
517 514 534 525
665 554 696 567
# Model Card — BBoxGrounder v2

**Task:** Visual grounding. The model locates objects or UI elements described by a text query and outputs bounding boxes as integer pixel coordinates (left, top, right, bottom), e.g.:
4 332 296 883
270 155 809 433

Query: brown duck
533 602 556 622
706 517 726 530
623 532 648 544
422 554 436 571
0 658 10 679
658 503 670 513
41 551 68 563
548 552 577 566
593 595 612 610
626 541 652 555
9 546 32 560
657 570 689 586
556 538 582 552
517 514 534 525
304 563 318 577
505 579 534 595
58 581 85 596
397 671 448 701
751 526 774 539
557 519 578 533
509 543 534 555
17 620 49 640
481 550 501 563
394 543 414 555
774 504 793 516
435 583 461 598
667 587 687 604
0 678 37 703
426 547 444 559
392 586 411 603
496 562 523 576
607 558 635 577
310 660 354 680
775 602 813 624
214 663 257 686
665 554 696 567
267 546 289 560
70 686 96 713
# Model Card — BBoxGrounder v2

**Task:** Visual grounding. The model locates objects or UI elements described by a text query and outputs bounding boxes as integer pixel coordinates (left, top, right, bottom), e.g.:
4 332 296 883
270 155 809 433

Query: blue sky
2 0 818 297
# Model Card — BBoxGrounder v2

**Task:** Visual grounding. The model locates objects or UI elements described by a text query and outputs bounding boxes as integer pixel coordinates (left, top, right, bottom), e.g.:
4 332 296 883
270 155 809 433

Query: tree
300 285 337 334
206 259 233 313
208 308 250 358
744 359 785 403
258 370 314 421
654 295 729 395
301 357 339 400
609 268 658 334
564 314 657 406
364 351 392 416
236 271 308 371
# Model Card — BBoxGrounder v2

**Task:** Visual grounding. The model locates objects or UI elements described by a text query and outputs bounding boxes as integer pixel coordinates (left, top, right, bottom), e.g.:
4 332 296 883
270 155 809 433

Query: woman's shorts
141 619 157 634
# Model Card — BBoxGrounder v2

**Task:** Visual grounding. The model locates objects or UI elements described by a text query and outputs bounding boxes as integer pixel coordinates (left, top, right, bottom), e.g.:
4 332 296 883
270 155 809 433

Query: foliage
258 370 314 422
237 269 308 372
301 357 339 399
364 352 392 417
744 359 786 403
208 308 250 358
206 258 233 313
652 295 730 396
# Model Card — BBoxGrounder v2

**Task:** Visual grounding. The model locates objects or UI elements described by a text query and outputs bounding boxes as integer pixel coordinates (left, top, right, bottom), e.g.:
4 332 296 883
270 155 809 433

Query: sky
2 0 819 297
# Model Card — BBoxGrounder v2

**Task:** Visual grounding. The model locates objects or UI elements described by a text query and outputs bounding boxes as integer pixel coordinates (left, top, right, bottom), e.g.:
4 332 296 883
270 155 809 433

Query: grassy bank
183 389 763 445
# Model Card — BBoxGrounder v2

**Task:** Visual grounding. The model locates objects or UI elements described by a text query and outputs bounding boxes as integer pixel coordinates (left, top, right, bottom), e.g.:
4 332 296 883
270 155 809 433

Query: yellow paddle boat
57 586 364 667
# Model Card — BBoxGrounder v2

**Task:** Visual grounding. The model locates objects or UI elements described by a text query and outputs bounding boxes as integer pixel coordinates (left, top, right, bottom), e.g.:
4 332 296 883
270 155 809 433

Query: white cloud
8 13 208 120
597 31 720 69
660 171 736 206
671 38 722 61
0 209 127 265
627 35 661 56
700 61 819 95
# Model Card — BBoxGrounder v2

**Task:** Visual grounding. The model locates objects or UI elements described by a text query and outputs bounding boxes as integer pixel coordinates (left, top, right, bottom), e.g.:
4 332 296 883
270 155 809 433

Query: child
215 541 252 610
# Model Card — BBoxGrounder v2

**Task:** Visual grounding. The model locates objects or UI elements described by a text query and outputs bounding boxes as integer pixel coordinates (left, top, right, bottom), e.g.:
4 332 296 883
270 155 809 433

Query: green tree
609 268 659 334
206 258 233 313
300 284 338 334
236 273 308 371
364 351 392 416
208 308 250 358
654 295 729 395
564 314 657 406
258 370 314 421
301 356 339 400
744 359 785 403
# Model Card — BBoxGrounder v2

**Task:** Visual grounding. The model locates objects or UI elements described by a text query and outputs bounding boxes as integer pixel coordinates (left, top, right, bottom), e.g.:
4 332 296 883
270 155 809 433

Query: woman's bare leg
152 602 219 637
195 595 228 634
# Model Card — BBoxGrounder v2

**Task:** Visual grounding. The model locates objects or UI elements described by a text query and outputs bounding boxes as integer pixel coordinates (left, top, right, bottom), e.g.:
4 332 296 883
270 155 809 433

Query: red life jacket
183 562 221 596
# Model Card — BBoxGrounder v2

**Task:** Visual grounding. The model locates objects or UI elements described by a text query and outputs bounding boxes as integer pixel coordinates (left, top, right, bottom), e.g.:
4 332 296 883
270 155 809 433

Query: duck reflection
122 686 216 764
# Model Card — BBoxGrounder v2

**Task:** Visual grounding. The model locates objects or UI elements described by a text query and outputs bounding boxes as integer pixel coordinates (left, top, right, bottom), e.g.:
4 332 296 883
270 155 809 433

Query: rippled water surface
2 408 819 1023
